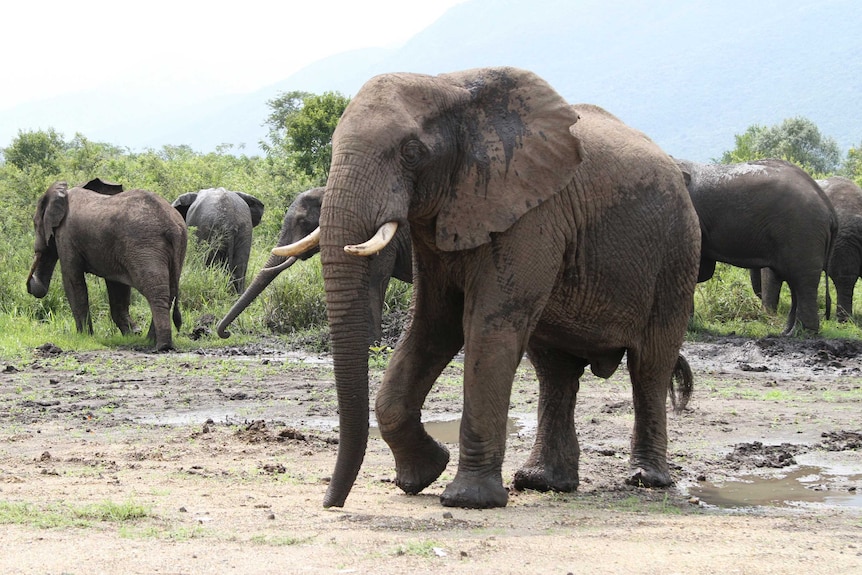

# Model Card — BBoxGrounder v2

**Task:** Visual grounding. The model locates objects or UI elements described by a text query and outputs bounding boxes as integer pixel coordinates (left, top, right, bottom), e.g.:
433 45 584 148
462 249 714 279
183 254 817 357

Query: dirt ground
1 333 860 574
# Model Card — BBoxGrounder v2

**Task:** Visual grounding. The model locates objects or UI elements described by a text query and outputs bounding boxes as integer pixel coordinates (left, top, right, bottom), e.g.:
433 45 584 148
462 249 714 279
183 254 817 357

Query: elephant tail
669 354 693 414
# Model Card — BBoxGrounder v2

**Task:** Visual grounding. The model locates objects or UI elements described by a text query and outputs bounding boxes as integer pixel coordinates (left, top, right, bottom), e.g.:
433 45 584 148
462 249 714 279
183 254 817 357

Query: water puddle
690 452 862 509
369 414 535 444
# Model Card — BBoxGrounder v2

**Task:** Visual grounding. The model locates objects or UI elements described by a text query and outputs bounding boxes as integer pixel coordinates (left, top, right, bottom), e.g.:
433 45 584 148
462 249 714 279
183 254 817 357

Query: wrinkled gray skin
216 187 412 342
754 177 862 322
172 188 264 293
319 67 701 509
677 159 837 334
27 179 187 351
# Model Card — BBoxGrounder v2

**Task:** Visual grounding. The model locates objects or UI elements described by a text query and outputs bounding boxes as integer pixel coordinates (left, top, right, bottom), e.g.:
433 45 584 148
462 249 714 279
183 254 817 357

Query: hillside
2 0 859 161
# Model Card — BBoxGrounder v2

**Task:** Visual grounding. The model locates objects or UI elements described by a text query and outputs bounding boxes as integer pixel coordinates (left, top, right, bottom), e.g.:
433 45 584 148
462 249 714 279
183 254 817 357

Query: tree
719 117 841 174
843 142 862 186
2 128 67 173
262 90 350 183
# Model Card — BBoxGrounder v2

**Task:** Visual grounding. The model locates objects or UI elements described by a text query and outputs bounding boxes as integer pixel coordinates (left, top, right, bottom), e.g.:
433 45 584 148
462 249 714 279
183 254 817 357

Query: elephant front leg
62 272 92 334
376 286 463 496
106 280 139 335
512 345 585 493
439 331 523 509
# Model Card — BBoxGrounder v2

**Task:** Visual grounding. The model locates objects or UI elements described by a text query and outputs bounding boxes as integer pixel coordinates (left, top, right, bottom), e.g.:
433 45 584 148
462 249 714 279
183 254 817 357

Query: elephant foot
512 464 579 493
626 461 672 488
393 437 450 495
440 472 508 509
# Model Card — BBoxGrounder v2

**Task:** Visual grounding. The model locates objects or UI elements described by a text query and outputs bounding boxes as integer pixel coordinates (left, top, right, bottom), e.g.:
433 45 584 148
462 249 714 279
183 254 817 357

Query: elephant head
27 181 72 298
312 67 581 507
217 187 324 338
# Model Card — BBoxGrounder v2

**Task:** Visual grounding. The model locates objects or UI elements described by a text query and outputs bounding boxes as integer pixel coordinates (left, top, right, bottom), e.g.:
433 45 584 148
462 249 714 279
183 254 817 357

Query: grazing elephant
275 67 701 509
216 187 413 342
27 179 187 351
676 159 837 334
172 187 264 293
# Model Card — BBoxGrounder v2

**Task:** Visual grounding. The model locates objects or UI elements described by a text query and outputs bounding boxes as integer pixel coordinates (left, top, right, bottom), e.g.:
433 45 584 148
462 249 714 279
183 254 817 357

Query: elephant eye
401 140 428 169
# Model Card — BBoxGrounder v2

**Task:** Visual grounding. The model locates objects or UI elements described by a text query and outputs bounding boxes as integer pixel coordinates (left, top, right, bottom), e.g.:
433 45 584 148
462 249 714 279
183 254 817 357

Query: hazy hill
3 0 860 162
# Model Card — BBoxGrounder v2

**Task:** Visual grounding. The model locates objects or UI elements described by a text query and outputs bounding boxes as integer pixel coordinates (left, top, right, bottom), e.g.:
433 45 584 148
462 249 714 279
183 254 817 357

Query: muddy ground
0 334 860 574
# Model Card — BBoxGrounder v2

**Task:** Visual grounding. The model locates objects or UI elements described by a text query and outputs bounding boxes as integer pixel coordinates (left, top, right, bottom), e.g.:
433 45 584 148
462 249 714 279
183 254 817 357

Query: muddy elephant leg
376 285 464 496
139 276 174 351
62 271 93 334
513 345 587 493
833 276 855 322
105 280 139 335
625 347 674 488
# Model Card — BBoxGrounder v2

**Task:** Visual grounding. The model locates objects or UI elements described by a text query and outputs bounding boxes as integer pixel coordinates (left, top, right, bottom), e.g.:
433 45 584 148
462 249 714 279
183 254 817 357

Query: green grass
0 499 151 529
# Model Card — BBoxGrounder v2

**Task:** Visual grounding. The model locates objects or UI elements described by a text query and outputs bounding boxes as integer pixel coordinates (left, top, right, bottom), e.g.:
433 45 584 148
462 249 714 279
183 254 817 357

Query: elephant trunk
216 253 296 338
319 198 376 508
26 252 56 298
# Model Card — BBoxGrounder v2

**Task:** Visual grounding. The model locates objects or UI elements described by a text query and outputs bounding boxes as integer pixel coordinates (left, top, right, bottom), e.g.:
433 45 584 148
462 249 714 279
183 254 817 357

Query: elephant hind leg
512 344 586 493
106 280 139 335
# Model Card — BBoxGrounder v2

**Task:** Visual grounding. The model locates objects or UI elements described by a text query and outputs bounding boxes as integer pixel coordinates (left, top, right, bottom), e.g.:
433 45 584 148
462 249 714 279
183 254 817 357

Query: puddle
370 414 535 444
691 451 862 509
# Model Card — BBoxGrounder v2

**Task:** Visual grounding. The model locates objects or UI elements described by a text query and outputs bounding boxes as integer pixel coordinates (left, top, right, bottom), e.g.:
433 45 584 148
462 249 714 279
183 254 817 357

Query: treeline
1 99 861 355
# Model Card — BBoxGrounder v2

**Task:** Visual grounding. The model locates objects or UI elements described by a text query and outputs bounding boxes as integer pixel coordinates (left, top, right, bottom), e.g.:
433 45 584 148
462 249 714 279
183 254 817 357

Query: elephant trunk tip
216 319 232 339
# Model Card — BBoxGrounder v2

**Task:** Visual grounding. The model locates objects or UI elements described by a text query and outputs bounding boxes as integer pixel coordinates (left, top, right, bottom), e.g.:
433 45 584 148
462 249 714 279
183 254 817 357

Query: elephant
753 177 862 322
172 187 264 293
818 177 862 321
27 178 187 351
216 187 413 342
274 67 701 509
676 158 837 334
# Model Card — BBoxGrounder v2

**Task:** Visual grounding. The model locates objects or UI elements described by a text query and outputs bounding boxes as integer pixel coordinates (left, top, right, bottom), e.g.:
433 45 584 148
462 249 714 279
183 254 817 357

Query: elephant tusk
262 256 298 273
344 221 398 256
271 227 320 257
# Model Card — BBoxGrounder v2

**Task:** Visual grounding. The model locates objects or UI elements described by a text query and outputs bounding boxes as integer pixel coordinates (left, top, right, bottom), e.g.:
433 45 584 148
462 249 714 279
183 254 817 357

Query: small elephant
172 188 264 293
216 187 412 342
27 179 187 351
308 67 701 509
676 159 837 334
818 177 862 321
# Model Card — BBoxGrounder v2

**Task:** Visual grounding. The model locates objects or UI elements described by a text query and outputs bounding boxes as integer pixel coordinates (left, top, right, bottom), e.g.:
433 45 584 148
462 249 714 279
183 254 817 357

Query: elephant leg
697 257 716 283
833 276 856 322
512 345 586 493
376 285 464 497
105 280 139 335
760 268 782 313
439 327 522 509
749 268 763 299
62 271 92 334
138 276 175 351
625 346 674 488
785 274 820 334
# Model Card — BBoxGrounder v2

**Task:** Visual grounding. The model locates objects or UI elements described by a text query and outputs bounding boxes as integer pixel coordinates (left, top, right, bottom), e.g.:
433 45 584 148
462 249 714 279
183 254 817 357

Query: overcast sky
0 0 465 110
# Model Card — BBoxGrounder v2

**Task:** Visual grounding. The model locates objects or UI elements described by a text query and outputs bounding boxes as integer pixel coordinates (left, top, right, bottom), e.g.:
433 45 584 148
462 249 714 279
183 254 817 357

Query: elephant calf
27 178 187 351
816 177 862 321
172 188 265 293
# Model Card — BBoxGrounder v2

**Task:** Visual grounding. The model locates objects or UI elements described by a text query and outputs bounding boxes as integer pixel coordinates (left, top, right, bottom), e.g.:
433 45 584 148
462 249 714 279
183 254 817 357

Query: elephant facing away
172 188 264 293
818 177 862 321
27 179 187 351
306 67 701 509
217 187 413 342
677 159 837 334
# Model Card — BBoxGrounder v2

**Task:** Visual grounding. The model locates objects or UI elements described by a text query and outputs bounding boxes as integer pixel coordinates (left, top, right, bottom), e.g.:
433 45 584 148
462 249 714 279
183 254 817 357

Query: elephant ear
171 192 198 220
235 192 265 227
82 178 124 195
40 181 70 245
435 67 583 251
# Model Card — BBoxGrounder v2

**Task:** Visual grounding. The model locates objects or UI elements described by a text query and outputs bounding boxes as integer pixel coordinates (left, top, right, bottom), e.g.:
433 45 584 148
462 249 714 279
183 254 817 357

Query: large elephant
216 187 412 342
818 177 862 321
277 67 701 509
172 187 264 293
676 159 837 334
27 179 187 351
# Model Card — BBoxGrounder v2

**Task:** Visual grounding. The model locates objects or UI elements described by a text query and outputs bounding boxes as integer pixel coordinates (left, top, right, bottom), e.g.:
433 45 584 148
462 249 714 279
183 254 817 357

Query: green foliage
262 90 350 184
718 116 842 174
843 142 862 186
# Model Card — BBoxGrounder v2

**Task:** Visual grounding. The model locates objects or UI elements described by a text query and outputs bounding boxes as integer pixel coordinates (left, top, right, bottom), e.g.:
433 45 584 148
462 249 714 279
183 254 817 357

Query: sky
0 0 466 111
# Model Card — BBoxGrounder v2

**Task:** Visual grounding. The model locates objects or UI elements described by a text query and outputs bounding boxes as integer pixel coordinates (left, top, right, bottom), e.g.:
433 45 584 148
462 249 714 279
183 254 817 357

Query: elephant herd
25 67 862 510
